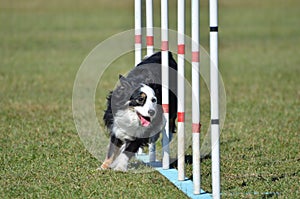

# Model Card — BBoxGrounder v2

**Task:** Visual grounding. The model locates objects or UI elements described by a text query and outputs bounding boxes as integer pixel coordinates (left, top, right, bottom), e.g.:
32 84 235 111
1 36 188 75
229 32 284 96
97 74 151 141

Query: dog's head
111 75 158 128
128 83 157 127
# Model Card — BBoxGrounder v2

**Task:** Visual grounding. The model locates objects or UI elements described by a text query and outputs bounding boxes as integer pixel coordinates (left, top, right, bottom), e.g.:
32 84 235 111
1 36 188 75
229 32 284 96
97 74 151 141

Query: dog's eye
151 98 157 103
138 97 144 102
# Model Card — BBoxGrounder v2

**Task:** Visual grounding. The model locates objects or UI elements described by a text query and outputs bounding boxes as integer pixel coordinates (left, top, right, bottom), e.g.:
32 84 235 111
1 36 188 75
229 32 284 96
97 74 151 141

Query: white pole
147 0 156 162
177 0 185 181
146 0 156 162
135 0 142 66
161 0 169 170
191 0 201 195
135 0 143 156
209 0 221 198
146 0 154 57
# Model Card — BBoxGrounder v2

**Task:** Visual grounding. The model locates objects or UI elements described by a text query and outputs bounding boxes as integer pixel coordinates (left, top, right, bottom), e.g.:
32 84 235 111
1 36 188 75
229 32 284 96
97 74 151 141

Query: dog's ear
119 74 130 89
119 74 125 80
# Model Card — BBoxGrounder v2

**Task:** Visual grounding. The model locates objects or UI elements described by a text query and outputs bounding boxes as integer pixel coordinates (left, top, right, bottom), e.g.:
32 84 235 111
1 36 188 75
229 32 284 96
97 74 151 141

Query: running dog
100 51 177 171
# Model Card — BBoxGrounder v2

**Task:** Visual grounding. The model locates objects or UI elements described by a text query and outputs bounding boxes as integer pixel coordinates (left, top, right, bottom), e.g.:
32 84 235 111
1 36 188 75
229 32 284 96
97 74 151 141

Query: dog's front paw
99 157 114 170
96 165 109 171
111 163 128 172
110 153 129 172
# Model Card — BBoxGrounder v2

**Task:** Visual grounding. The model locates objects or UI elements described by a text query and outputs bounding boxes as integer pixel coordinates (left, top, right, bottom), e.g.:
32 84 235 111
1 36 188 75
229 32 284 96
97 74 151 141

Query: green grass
1 0 299 198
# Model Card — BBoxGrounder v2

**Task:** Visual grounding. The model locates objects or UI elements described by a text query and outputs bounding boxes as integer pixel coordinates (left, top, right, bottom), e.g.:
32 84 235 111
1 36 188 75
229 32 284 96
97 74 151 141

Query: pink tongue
140 116 151 127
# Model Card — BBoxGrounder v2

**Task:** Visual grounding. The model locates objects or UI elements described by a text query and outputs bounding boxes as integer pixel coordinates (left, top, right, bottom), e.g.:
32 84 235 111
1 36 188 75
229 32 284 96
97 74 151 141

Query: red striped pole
134 0 142 66
146 0 154 57
177 0 185 181
146 0 156 162
161 0 170 170
191 0 201 195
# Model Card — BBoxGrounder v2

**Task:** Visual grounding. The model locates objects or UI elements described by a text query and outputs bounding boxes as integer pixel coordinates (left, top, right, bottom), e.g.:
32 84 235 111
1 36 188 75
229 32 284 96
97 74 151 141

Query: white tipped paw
110 153 129 172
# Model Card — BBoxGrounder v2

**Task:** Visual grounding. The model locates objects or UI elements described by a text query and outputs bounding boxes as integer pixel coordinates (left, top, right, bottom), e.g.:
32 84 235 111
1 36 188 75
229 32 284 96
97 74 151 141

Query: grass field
1 0 299 198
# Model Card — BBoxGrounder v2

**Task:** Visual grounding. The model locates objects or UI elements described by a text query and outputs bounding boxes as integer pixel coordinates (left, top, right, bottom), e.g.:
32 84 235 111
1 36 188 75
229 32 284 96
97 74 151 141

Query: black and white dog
100 52 178 171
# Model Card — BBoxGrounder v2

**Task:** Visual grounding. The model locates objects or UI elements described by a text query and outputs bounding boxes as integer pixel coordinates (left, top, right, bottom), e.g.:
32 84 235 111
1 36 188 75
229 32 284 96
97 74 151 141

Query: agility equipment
134 0 220 198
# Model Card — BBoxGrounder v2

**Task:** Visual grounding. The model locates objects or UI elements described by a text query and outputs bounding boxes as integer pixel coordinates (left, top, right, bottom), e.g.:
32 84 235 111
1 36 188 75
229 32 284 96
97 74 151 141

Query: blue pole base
136 154 212 199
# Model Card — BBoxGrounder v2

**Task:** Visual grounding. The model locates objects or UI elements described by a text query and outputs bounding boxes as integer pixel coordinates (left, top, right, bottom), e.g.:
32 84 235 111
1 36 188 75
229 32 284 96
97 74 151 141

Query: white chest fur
112 108 166 141
113 109 147 141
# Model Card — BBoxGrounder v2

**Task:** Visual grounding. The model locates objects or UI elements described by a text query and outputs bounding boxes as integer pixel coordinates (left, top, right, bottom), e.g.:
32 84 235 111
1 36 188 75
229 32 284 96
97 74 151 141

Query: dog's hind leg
100 136 123 170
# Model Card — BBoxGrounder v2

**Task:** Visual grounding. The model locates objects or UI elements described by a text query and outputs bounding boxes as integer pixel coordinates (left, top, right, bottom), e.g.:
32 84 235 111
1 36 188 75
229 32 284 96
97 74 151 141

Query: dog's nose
148 109 155 117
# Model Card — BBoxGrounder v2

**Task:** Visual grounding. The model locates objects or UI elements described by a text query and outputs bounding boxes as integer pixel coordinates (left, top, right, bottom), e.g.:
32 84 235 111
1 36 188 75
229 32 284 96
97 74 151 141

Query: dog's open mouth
137 112 151 127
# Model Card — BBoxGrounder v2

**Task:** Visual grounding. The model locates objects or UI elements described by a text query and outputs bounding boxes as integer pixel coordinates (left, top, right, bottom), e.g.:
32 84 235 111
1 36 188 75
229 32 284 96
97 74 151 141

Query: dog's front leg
110 141 141 171
100 136 122 170
109 151 131 172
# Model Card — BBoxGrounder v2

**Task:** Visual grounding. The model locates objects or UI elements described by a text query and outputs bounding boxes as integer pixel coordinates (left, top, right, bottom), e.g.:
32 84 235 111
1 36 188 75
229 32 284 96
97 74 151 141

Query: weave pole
146 0 154 57
209 0 221 198
177 0 185 181
134 0 142 66
161 0 170 170
191 0 201 195
146 0 156 162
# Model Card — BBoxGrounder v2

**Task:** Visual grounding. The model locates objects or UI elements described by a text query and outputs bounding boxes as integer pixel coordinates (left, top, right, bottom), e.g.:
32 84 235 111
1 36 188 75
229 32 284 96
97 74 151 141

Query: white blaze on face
134 84 157 127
